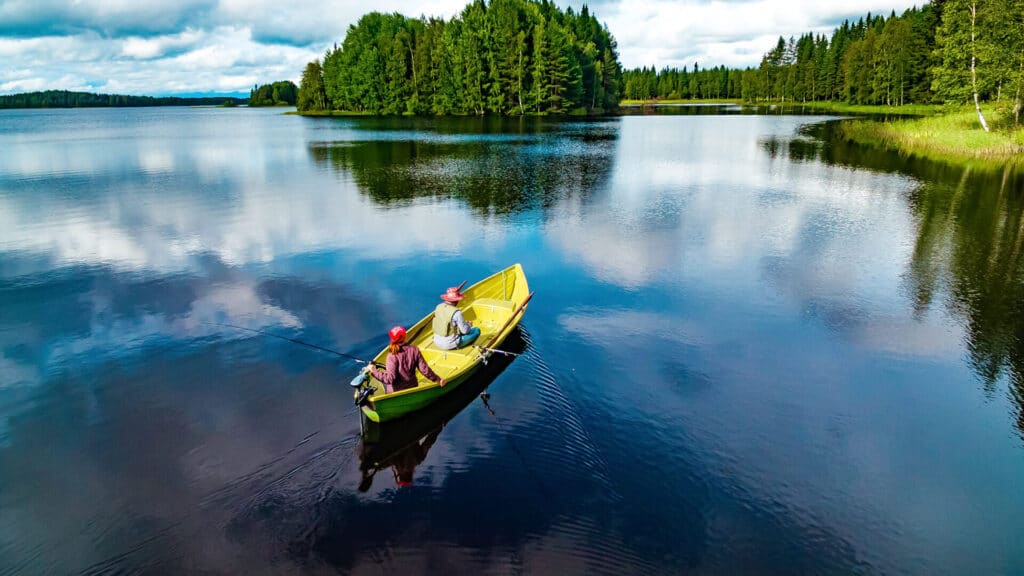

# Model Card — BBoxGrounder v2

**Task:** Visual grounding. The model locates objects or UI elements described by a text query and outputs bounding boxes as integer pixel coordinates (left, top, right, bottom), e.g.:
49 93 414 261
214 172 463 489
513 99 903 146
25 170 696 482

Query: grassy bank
619 98 741 106
762 100 942 116
289 109 377 116
619 99 939 115
836 107 1024 167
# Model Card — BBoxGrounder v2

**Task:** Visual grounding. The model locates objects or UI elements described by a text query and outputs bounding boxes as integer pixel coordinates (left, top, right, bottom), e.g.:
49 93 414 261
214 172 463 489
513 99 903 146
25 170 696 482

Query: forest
622 0 1023 126
0 90 246 109
249 81 298 106
297 0 622 115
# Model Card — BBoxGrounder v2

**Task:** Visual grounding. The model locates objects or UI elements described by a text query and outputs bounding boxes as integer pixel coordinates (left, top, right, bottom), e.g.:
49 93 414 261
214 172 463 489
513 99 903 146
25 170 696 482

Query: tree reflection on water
307 119 618 216
778 121 1024 438
908 167 1024 425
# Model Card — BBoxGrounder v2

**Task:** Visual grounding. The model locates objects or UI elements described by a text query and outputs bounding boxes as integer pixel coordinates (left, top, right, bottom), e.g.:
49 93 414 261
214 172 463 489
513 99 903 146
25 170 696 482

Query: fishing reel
350 366 376 406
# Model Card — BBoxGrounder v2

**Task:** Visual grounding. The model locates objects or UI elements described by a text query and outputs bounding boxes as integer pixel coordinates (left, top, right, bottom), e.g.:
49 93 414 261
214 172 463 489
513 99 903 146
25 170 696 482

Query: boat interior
367 265 525 396
416 298 516 377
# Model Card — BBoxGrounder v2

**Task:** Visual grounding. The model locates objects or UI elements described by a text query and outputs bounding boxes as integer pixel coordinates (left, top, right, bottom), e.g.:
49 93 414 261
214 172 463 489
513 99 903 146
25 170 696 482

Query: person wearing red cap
432 285 481 350
368 326 445 393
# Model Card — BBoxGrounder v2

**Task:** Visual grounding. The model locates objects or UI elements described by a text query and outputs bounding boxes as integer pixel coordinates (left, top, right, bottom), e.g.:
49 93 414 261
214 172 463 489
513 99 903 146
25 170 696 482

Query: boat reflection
357 328 528 492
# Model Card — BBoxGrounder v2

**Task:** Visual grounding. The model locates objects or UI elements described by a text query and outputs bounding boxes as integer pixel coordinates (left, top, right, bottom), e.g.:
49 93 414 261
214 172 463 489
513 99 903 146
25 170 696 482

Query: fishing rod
473 345 522 358
205 321 384 368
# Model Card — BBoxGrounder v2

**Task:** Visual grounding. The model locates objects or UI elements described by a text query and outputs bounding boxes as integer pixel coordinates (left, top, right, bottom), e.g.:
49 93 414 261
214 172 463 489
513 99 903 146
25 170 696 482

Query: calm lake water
1 106 1023 575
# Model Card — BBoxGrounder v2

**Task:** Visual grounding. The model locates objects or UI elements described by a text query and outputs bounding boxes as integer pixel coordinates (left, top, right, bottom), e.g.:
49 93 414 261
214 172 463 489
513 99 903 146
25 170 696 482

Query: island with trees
249 81 298 106
297 0 622 115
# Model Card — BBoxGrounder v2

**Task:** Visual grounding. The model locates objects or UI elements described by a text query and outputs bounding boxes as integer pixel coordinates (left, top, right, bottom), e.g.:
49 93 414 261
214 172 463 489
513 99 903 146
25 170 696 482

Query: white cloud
121 29 204 59
593 0 923 69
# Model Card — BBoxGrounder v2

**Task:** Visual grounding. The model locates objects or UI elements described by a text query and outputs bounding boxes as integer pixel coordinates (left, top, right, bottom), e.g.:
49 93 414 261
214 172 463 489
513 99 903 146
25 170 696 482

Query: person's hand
361 364 372 374
439 378 447 387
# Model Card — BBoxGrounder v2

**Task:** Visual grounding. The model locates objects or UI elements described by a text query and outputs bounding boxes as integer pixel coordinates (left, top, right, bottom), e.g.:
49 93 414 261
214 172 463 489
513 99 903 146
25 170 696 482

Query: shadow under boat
357 327 528 492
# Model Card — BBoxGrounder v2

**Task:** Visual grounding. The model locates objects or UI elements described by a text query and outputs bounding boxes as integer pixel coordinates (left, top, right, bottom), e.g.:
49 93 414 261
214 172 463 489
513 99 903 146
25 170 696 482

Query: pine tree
297 61 327 112
983 0 1024 124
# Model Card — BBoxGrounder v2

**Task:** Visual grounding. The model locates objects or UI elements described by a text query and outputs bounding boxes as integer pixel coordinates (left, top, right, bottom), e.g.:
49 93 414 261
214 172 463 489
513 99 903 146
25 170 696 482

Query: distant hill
0 90 248 109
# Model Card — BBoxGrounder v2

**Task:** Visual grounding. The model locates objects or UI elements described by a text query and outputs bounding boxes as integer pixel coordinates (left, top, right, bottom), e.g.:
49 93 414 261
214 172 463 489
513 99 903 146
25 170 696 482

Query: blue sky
0 0 922 96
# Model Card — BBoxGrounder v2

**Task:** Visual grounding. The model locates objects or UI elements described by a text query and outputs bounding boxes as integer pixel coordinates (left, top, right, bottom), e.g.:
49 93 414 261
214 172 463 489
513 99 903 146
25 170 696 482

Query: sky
0 0 923 97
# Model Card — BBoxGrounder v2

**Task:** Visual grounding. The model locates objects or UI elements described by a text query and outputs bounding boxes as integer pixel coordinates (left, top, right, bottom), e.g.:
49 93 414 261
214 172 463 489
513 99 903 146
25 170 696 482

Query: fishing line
204 320 383 368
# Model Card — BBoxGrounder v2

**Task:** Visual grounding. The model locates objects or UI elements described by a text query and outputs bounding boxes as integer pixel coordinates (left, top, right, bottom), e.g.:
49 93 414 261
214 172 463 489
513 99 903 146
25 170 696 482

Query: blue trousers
459 327 481 348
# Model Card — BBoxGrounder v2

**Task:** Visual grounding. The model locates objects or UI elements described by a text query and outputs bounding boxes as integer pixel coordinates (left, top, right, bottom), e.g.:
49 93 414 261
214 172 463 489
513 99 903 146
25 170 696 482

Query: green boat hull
360 362 482 423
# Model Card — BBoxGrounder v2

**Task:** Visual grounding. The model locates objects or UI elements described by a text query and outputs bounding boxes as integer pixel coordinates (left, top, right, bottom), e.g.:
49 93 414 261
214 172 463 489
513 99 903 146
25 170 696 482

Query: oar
477 292 534 361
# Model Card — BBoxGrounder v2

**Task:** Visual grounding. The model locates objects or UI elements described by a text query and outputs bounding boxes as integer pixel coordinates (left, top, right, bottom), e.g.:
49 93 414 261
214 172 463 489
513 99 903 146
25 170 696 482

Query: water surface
1 106 1023 575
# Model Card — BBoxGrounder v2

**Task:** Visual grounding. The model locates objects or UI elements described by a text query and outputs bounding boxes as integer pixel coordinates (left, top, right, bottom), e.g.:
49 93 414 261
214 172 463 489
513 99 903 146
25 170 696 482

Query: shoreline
833 107 1024 168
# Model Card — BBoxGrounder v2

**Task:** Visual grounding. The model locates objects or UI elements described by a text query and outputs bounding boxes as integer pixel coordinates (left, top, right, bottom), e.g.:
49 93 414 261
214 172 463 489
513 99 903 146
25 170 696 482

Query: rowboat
353 263 532 423
357 329 526 491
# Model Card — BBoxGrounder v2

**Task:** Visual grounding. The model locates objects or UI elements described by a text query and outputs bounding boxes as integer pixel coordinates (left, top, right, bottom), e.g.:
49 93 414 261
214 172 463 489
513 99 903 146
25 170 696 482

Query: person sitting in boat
432 286 481 350
368 326 446 393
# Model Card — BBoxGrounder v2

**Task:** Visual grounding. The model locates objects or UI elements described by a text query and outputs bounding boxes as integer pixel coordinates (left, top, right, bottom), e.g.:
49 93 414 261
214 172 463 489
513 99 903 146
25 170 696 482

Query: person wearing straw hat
432 285 481 350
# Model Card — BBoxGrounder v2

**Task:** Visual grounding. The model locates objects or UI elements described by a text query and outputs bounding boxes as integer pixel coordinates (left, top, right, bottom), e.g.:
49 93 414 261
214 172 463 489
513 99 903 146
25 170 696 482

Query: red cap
388 326 406 344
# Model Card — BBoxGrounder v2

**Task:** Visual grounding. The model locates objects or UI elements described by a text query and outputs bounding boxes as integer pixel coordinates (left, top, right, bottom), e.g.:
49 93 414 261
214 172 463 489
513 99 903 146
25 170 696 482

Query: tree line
622 0 1023 127
0 90 247 109
297 0 622 115
622 65 743 101
249 81 298 106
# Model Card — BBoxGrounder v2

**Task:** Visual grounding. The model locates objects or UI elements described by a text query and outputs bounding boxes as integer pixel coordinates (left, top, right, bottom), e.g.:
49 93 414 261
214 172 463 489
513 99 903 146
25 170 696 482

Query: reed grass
836 107 1024 166
764 101 942 116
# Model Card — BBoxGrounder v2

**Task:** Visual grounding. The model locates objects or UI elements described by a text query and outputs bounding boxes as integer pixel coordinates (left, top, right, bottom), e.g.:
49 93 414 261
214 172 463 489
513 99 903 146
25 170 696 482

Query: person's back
432 286 480 350
369 326 444 393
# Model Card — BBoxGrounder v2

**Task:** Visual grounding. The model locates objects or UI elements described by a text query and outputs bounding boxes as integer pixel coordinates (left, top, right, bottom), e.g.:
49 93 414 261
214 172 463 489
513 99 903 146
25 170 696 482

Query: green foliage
310 0 622 116
0 90 246 109
249 81 298 106
746 1 1020 127
619 2 1016 128
297 60 328 112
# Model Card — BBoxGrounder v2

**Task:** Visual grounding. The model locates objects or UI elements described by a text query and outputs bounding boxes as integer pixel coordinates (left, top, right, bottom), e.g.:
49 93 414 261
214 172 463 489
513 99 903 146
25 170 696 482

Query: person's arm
370 355 396 388
415 348 444 385
452 309 472 335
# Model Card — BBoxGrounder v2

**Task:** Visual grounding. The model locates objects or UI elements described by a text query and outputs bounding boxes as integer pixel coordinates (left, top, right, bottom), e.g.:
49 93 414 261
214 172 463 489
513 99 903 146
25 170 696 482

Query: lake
1 106 1022 575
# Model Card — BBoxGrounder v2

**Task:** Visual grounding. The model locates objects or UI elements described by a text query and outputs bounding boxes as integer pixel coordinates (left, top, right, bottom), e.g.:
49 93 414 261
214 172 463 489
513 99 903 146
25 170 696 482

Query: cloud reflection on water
3 109 1024 574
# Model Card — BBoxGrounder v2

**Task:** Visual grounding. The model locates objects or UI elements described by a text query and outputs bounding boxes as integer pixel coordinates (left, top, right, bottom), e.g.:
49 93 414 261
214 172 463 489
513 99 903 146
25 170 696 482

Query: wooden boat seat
469 298 515 311
421 348 473 377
